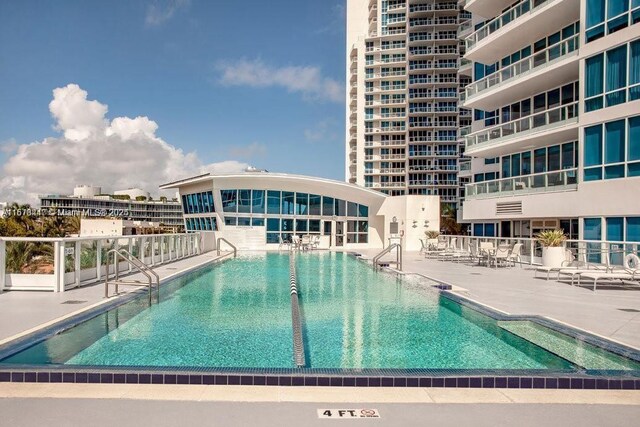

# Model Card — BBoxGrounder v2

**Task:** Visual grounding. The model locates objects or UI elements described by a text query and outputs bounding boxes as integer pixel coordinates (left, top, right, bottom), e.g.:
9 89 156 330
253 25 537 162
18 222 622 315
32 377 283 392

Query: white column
0 240 6 292
74 240 81 289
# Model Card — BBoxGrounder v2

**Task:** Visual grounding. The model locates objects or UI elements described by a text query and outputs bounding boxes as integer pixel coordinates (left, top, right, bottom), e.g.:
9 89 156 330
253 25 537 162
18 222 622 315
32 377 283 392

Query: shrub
535 229 567 247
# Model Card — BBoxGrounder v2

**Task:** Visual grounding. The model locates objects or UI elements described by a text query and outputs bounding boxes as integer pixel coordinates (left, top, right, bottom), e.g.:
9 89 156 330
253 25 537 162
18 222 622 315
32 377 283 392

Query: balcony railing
459 161 471 172
409 180 458 186
465 168 578 199
466 101 578 151
409 3 457 13
465 34 579 100
466 0 554 50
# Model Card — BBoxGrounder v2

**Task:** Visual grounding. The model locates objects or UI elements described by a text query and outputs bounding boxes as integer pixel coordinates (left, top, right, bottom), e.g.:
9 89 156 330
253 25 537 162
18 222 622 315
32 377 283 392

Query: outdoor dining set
279 235 321 251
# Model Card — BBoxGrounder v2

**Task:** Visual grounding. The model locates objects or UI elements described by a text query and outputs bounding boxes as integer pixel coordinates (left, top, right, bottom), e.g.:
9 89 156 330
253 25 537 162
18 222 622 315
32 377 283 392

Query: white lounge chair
535 249 581 279
577 268 640 291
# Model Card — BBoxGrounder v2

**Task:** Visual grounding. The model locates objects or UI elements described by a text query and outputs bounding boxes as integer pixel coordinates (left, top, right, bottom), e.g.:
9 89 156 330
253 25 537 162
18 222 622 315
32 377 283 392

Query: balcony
465 168 578 199
463 35 579 110
409 3 458 13
465 0 579 64
464 0 516 17
409 180 459 186
465 102 578 157
365 182 406 188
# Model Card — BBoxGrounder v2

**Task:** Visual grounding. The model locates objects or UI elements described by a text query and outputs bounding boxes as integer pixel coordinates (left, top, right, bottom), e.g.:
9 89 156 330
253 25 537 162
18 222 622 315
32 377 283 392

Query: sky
0 0 346 203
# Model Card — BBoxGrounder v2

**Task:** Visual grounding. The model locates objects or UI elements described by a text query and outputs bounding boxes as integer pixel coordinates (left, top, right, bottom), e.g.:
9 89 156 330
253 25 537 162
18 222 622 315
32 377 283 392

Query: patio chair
300 235 312 251
506 243 523 267
469 243 489 266
490 245 513 268
278 235 291 252
311 235 320 250
291 235 301 251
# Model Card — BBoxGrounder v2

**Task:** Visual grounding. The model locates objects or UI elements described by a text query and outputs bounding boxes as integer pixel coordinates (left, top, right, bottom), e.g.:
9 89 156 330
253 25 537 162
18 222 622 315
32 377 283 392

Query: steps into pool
497 321 639 370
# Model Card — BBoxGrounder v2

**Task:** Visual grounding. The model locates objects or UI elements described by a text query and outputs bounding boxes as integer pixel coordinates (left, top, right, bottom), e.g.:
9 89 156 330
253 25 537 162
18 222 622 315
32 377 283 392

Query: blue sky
0 0 346 201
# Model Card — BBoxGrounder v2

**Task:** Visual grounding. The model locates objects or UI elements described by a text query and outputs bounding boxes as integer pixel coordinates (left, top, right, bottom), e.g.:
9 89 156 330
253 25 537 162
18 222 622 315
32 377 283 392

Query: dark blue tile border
0 368 637 389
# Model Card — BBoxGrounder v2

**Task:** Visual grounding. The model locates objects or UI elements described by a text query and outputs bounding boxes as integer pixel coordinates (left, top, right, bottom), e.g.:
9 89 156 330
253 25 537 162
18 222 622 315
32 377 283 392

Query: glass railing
459 161 471 171
466 0 554 50
466 101 578 150
465 168 578 199
465 34 579 100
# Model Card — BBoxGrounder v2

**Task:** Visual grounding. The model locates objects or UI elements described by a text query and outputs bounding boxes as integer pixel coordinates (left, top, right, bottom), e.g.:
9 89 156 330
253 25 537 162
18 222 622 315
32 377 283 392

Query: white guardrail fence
439 235 639 266
0 232 210 292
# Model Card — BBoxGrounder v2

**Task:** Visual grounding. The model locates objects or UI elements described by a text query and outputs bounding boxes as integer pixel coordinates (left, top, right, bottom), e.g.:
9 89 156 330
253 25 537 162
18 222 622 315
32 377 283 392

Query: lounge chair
419 239 428 255
535 249 580 280
577 268 640 291
557 264 610 285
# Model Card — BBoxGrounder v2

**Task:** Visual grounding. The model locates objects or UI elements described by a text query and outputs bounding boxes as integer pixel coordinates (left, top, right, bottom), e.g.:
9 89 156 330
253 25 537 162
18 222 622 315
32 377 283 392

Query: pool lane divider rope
289 252 306 368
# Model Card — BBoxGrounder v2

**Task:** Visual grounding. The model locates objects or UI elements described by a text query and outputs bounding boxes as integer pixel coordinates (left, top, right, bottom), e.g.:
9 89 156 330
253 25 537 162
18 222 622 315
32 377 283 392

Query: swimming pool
2 252 639 379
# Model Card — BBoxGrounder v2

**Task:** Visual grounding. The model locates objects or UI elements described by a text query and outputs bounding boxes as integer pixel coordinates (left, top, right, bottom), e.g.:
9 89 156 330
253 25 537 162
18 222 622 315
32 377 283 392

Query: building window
221 190 237 213
584 115 640 181
585 39 640 111
586 0 640 42
181 191 215 214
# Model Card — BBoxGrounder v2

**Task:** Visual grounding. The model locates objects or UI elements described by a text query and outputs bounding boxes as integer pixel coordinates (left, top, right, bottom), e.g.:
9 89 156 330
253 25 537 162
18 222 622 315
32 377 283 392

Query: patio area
360 249 640 349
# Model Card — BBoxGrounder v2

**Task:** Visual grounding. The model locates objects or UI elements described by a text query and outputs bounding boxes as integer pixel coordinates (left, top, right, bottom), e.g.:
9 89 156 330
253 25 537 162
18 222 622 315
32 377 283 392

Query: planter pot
541 246 565 268
426 238 438 249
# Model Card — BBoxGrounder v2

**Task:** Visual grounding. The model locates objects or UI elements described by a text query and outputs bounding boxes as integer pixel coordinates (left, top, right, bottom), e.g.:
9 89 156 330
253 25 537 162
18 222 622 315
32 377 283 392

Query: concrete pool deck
0 384 639 427
360 250 640 350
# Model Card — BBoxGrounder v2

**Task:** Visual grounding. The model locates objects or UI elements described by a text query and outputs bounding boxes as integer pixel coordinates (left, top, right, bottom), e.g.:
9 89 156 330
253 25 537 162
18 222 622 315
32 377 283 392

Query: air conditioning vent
496 201 522 215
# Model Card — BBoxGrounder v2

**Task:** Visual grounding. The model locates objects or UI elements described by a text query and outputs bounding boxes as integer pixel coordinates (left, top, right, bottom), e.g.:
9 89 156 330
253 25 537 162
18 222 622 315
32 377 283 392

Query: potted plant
425 230 440 249
535 229 567 267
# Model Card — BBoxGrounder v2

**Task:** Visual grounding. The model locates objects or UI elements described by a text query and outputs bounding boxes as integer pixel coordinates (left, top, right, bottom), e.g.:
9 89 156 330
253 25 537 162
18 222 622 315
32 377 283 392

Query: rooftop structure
160 171 441 251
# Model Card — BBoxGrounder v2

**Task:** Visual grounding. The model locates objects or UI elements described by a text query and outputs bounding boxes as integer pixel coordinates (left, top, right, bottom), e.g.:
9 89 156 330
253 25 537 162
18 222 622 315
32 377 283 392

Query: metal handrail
105 249 159 304
216 237 237 257
373 243 403 271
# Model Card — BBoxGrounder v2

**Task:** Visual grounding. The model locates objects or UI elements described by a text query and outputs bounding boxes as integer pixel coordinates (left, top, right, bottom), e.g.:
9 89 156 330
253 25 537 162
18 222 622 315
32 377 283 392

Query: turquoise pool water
2 253 638 370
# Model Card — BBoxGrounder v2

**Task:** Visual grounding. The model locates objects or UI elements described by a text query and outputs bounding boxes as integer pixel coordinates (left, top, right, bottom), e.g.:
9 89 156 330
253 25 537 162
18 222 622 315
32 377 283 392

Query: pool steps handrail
289 253 306 368
105 249 160 305
216 237 237 258
373 243 403 271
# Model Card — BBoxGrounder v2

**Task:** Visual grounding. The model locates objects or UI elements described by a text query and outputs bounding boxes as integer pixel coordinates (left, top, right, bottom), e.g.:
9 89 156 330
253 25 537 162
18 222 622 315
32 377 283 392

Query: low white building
160 172 440 251
79 218 164 237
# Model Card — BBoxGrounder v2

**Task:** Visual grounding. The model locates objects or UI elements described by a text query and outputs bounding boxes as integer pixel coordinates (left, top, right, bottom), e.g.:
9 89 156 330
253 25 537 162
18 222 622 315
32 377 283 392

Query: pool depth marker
289 253 306 368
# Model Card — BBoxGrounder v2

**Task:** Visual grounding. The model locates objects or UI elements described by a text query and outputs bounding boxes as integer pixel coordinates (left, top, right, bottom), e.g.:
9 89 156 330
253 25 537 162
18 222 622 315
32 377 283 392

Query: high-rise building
346 0 472 215
460 0 639 248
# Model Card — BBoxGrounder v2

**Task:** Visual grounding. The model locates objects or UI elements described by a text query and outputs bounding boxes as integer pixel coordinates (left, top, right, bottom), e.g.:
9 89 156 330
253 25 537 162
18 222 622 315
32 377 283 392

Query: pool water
2 253 638 371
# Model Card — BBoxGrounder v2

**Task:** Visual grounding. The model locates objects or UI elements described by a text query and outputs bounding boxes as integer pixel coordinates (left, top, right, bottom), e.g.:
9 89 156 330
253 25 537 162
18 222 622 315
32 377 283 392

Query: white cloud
216 58 343 103
0 84 249 204
0 138 18 154
145 0 190 27
228 142 267 159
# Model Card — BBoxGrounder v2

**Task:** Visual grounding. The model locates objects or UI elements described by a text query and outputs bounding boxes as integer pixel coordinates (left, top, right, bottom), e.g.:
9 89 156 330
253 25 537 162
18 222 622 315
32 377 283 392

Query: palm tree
440 204 463 235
